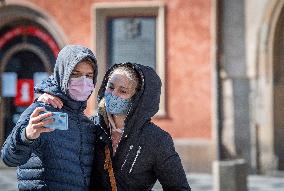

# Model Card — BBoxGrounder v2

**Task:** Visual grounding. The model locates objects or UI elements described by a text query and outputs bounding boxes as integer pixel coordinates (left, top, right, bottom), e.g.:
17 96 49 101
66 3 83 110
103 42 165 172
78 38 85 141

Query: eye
70 73 80 78
86 74 94 79
120 90 127 94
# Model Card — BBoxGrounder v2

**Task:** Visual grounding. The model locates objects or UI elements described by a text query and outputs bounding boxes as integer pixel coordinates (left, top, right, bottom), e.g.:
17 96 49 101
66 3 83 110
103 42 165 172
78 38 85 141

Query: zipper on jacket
129 146 141 174
120 145 133 171
77 117 87 187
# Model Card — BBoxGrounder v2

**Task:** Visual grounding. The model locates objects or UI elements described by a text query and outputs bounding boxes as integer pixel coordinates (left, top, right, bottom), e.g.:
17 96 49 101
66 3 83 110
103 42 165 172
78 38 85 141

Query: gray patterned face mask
104 92 132 115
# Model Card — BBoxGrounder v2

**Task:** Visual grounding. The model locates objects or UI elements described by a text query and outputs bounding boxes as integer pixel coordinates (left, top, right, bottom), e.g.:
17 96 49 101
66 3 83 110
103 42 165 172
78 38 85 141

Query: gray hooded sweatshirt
1 45 103 191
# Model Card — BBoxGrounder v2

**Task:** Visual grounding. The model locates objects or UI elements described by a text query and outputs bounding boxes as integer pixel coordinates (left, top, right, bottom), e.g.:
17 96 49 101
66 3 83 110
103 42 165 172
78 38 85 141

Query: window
107 17 156 69
93 2 166 116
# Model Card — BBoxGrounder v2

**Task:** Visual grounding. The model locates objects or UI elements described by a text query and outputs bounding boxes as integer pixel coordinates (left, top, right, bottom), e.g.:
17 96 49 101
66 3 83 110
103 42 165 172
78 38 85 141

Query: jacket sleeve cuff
20 127 35 144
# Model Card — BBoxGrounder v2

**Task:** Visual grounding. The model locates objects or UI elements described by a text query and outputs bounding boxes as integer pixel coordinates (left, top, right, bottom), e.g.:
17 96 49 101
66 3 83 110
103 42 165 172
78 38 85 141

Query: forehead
108 72 136 88
73 60 94 72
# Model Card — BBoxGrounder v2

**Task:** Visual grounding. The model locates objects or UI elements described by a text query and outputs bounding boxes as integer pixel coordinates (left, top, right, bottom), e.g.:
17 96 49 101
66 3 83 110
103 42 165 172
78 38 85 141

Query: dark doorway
2 50 46 139
0 23 59 142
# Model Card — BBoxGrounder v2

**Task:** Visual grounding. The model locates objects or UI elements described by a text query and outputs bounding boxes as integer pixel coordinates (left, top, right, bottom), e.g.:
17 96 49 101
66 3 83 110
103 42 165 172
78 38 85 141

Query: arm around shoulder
154 131 191 191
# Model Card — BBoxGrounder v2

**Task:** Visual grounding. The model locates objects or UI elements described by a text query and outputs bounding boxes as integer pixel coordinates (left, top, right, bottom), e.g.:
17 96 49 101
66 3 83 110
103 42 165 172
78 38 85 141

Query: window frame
92 2 166 116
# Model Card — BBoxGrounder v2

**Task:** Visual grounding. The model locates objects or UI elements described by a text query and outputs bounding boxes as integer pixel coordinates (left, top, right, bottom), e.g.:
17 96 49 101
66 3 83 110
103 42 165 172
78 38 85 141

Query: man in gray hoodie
1 45 104 191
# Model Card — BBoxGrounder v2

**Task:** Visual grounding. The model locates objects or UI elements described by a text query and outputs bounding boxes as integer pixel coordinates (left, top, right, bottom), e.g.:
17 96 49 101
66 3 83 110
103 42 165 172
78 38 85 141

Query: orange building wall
25 0 212 139
157 0 212 139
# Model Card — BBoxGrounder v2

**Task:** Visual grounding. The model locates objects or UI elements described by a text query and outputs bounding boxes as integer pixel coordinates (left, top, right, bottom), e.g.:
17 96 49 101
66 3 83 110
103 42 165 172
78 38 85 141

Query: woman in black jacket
38 62 190 191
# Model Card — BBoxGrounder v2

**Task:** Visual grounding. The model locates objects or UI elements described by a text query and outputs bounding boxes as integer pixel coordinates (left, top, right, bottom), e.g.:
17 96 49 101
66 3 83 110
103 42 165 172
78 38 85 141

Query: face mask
104 92 131 115
68 76 94 101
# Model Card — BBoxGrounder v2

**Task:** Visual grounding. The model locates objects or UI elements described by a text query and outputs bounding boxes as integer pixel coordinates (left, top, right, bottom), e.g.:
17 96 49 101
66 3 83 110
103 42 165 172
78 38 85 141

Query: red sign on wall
14 79 34 106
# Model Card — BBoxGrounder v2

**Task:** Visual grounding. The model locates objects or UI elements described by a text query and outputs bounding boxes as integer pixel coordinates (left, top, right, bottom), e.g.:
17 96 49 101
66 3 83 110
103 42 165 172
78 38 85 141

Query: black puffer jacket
90 63 190 191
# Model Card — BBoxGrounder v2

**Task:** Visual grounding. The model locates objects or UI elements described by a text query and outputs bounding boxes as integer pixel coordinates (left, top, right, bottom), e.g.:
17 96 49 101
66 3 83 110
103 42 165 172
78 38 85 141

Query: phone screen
42 112 68 130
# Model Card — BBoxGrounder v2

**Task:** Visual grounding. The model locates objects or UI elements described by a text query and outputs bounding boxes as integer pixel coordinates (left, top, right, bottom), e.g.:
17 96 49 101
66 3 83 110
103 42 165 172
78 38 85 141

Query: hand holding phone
42 112 68 130
26 107 55 140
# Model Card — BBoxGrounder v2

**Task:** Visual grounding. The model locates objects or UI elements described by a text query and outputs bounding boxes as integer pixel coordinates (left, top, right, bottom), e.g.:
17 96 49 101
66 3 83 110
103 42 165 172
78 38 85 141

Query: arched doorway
0 4 65 144
272 6 284 170
256 0 284 173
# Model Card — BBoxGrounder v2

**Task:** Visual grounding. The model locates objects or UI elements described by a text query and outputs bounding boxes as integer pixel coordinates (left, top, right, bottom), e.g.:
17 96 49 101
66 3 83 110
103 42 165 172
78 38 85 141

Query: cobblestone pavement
0 169 283 191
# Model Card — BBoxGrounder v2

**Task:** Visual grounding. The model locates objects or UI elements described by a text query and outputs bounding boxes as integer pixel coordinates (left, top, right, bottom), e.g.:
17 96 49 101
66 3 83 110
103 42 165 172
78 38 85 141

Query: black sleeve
92 115 110 145
154 132 191 191
1 103 42 167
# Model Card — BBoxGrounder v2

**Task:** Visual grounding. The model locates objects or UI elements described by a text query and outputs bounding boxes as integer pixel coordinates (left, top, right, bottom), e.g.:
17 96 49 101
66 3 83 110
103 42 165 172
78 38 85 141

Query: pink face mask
67 76 94 101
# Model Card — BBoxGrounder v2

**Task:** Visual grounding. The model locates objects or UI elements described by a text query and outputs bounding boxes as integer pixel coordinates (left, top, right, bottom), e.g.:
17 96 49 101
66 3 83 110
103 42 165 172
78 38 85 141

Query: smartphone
41 112 68 130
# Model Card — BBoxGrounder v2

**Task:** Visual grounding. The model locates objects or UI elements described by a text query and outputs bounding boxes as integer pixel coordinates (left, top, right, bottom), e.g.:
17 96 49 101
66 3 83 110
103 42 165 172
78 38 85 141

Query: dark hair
80 57 96 68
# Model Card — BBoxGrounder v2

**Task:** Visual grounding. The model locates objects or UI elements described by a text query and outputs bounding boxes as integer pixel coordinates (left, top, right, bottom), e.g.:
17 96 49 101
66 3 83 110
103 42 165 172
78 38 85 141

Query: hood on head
54 45 98 94
98 62 162 132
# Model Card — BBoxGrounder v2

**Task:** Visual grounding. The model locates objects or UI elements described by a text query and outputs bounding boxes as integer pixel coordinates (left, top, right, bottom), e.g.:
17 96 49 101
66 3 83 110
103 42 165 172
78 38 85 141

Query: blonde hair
108 65 141 91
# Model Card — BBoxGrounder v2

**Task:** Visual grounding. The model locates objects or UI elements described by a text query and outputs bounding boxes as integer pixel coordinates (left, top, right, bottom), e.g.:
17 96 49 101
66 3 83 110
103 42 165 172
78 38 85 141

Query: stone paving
0 168 283 191
154 173 284 191
0 168 17 191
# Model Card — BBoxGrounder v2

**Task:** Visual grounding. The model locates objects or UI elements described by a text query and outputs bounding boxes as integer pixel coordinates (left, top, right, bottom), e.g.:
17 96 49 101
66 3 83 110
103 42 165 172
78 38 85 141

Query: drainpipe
213 0 223 162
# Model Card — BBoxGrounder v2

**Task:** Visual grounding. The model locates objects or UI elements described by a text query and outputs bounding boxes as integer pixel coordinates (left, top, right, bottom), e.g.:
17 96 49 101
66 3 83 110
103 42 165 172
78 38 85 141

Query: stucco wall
19 0 212 139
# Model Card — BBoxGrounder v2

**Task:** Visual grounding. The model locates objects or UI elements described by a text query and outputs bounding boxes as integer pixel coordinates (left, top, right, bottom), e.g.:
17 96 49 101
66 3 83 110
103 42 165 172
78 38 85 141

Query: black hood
34 45 98 111
97 63 161 135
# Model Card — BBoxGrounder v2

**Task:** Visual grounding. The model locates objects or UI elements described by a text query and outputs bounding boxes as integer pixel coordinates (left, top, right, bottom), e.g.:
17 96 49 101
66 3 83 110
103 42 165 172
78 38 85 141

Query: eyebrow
120 87 129 90
107 82 129 90
72 70 93 74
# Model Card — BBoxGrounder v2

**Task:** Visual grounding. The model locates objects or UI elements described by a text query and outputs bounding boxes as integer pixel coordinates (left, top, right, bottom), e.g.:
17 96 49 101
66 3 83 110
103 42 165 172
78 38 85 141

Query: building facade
0 0 212 172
